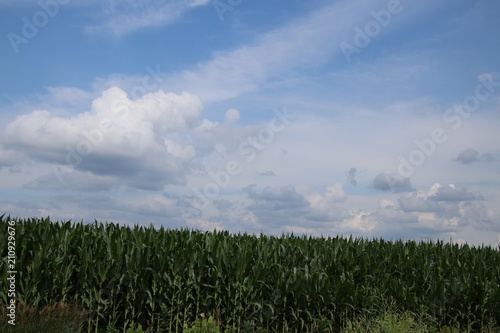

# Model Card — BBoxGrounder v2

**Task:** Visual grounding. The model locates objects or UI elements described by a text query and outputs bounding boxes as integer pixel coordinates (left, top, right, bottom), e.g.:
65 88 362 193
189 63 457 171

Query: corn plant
1 215 499 332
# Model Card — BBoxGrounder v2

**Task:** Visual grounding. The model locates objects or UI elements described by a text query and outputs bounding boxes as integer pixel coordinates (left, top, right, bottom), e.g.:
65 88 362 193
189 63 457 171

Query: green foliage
104 322 146 333
1 215 500 332
183 315 227 333
182 313 238 333
374 311 426 333
342 310 430 333
343 310 500 333
124 323 145 333
439 326 460 333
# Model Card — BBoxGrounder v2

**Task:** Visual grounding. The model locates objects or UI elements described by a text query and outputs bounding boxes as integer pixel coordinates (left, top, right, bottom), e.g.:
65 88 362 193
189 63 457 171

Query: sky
0 0 499 246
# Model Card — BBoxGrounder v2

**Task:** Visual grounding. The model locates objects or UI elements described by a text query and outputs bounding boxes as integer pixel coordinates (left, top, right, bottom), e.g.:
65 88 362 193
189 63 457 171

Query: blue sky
1 0 499 246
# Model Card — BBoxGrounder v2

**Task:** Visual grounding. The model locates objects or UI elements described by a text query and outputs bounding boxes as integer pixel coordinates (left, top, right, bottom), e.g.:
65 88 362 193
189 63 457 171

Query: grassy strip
344 310 500 333
1 303 499 333
0 302 88 333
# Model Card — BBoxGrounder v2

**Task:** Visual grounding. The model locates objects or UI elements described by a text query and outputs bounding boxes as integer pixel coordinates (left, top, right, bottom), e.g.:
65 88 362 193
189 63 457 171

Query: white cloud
0 146 26 168
339 209 377 233
132 194 179 217
86 0 462 109
399 194 443 213
161 1 392 103
233 181 496 239
373 172 414 193
2 87 204 190
41 86 93 107
428 183 483 202
392 184 498 234
189 0 210 7
84 0 212 37
303 184 347 217
239 184 351 233
455 148 479 164
224 109 240 124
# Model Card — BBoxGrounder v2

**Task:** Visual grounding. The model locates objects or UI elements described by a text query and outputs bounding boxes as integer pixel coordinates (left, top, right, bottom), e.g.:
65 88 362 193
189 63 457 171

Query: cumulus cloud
186 180 500 240
0 147 26 168
428 184 483 202
241 184 349 231
338 209 377 233
303 184 347 217
323 182 500 242
238 182 476 238
373 172 414 193
1 84 301 195
2 87 205 190
347 167 357 186
455 148 497 164
243 184 311 227
398 194 444 213
455 148 479 164
390 183 498 236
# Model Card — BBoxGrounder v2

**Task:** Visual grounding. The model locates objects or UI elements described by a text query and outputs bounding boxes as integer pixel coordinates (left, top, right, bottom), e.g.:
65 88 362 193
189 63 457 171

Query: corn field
1 215 500 332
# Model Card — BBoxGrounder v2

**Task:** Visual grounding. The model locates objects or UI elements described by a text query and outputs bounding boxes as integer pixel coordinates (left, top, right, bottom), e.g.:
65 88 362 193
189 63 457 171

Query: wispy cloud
84 0 211 37
164 1 384 102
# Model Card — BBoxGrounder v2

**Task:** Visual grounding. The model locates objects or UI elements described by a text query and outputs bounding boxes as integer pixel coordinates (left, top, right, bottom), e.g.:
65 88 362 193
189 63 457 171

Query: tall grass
1 215 499 332
0 302 88 333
